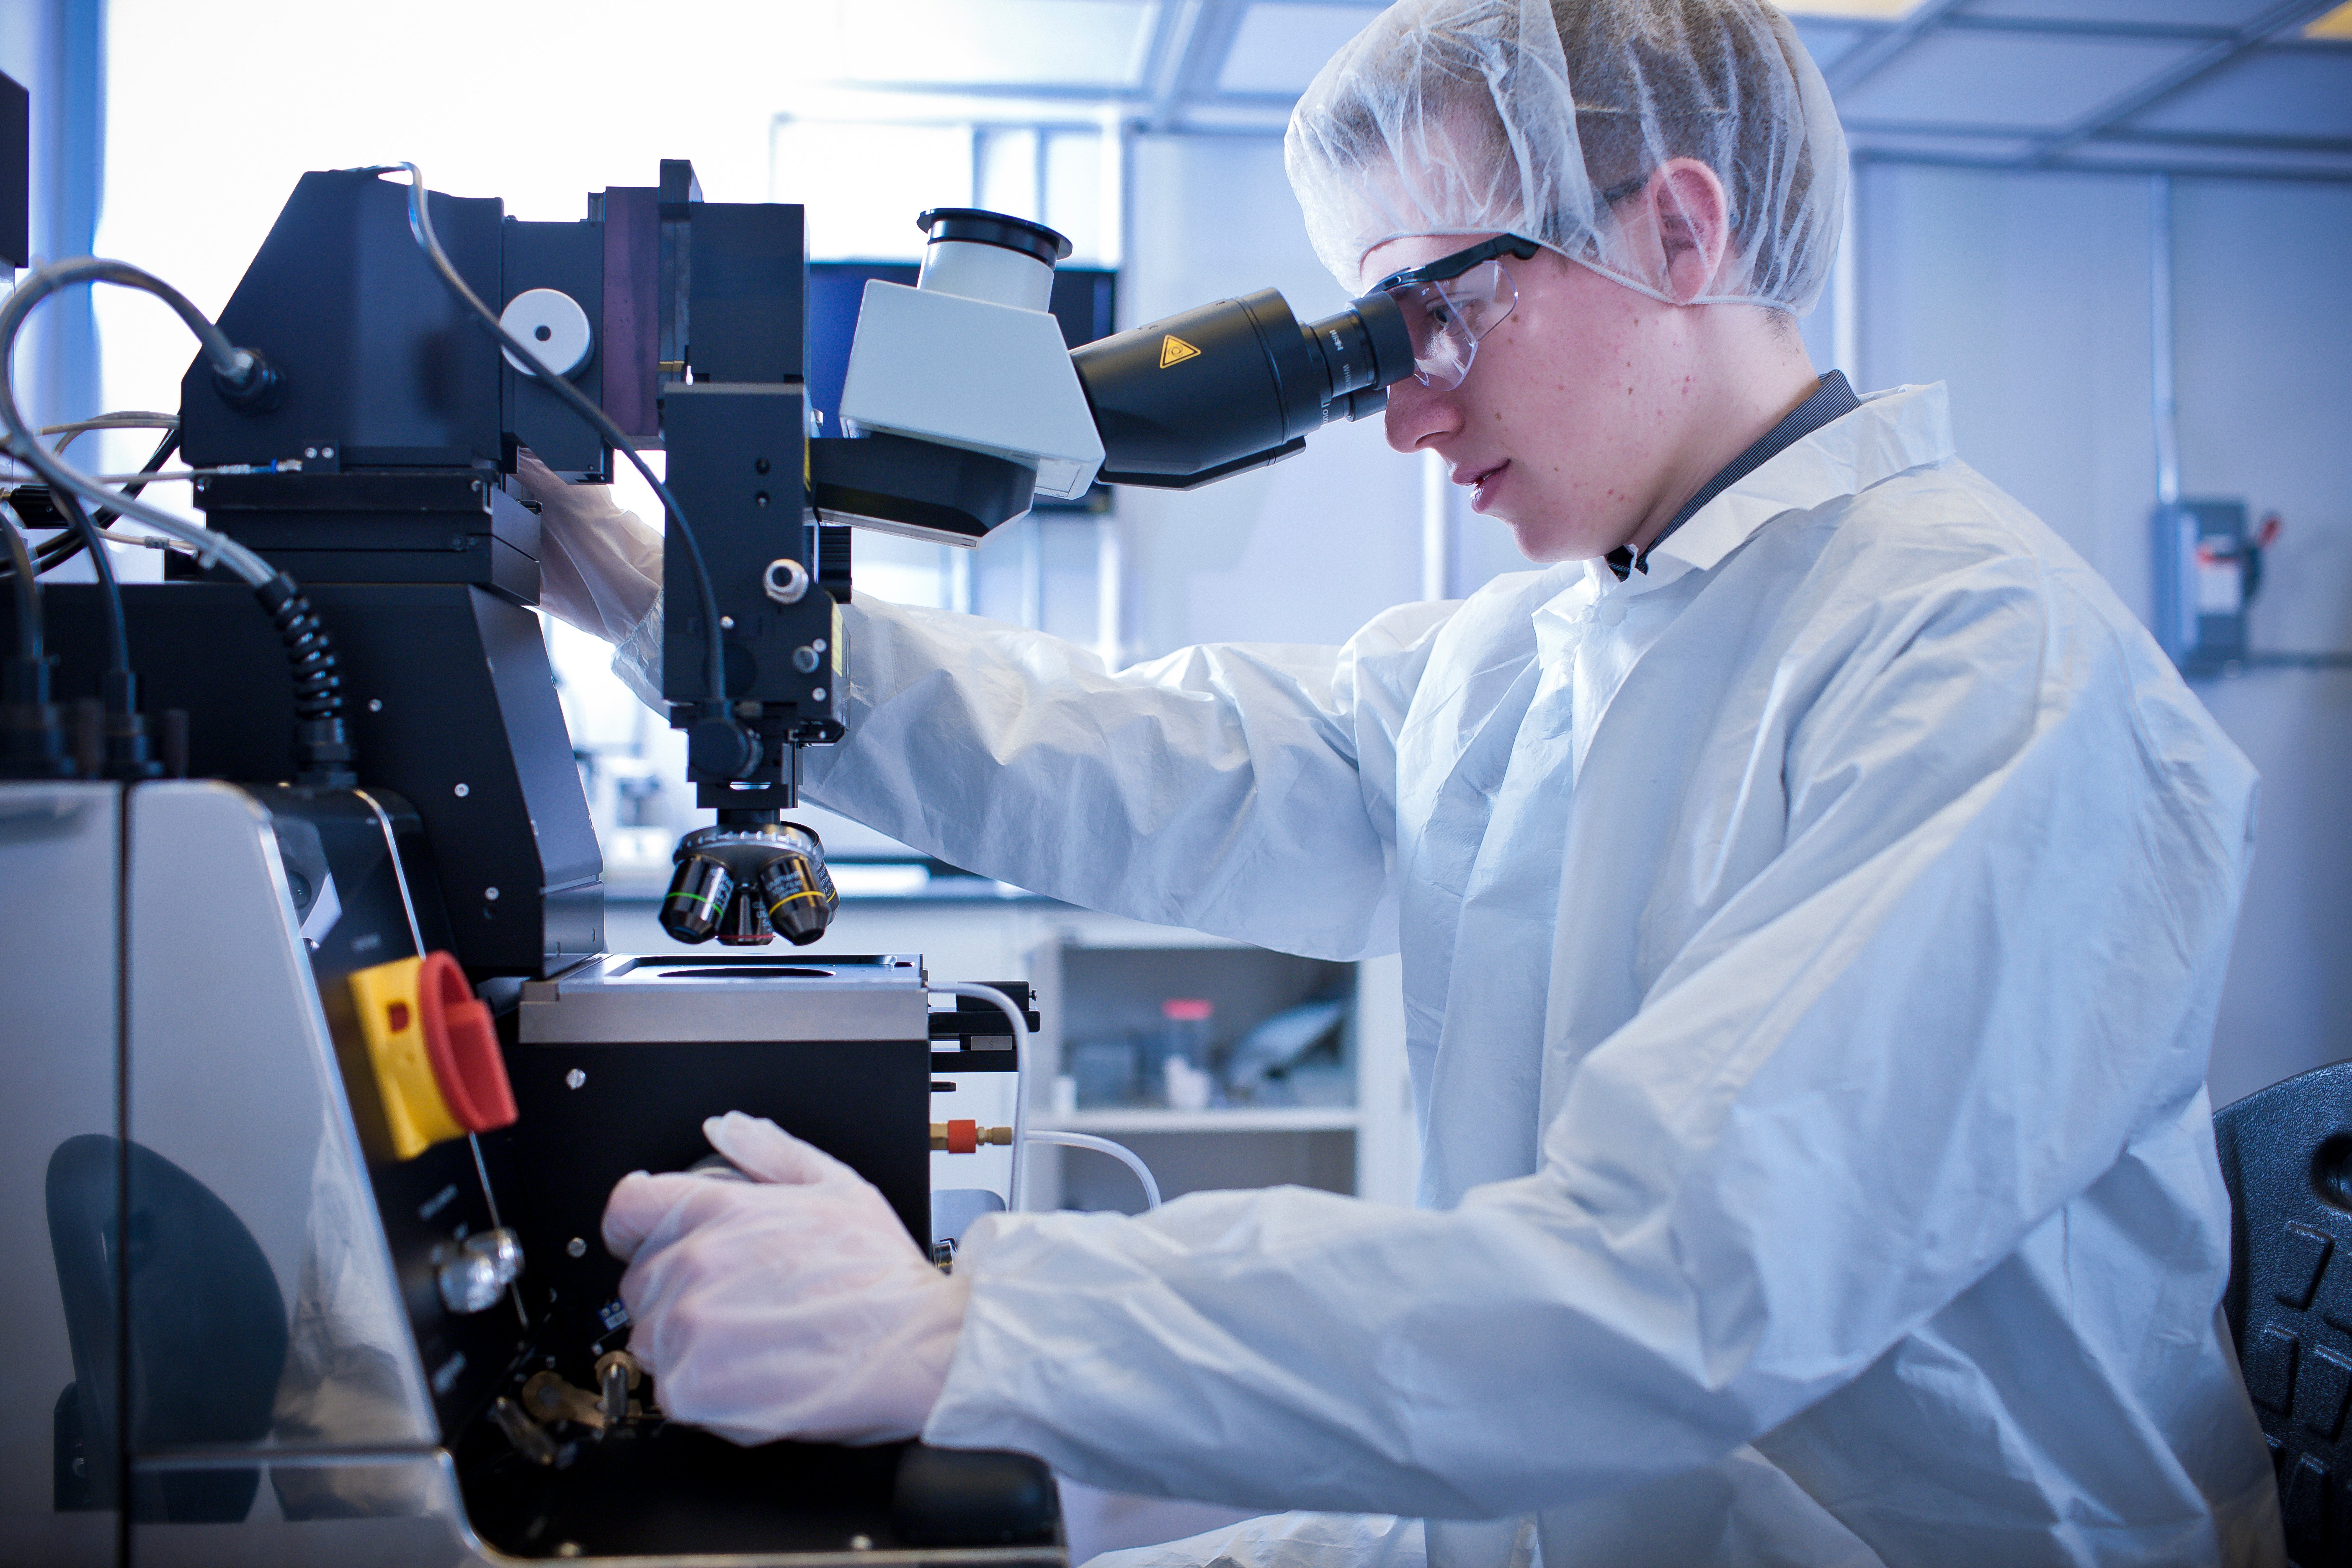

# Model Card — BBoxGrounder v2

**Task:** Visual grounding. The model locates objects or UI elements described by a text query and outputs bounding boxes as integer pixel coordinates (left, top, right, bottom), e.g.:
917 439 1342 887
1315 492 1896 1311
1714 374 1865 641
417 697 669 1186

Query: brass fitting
931 1119 1013 1153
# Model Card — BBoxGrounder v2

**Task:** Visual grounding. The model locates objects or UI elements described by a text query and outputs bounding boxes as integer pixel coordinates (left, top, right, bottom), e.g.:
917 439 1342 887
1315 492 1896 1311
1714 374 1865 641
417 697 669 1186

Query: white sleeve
922 572 2259 1519
797 594 1453 960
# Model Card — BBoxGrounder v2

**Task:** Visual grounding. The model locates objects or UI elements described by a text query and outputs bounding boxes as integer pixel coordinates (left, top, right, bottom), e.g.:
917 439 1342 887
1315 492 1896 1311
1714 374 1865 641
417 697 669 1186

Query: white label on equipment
2197 555 2242 614
1034 457 1087 499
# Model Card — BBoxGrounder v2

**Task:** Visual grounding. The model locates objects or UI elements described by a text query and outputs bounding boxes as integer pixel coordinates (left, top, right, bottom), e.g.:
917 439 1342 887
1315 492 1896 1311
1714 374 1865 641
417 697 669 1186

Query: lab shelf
1026 924 1414 1212
1034 1106 1362 1134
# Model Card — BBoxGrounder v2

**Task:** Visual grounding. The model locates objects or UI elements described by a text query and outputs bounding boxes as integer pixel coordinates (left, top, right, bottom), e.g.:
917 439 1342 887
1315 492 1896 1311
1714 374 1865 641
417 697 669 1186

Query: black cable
0 260 342 782
96 427 180 521
0 502 40 662
49 486 129 676
371 162 731 709
0 498 70 783
0 262 278 585
7 428 181 579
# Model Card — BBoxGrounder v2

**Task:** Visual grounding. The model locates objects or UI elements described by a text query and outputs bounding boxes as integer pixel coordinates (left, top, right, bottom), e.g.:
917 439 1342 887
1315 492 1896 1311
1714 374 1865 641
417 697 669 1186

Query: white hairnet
1285 0 1848 313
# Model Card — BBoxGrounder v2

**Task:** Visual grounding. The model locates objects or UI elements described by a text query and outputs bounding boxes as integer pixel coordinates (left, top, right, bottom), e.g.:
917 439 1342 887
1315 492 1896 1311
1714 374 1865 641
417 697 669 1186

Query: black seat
47 1134 289 1522
2214 1061 2352 1565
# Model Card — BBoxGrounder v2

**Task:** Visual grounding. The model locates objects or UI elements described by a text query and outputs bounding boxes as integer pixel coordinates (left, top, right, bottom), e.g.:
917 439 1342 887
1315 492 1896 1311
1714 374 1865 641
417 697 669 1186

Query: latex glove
513 449 663 645
601 1112 969 1446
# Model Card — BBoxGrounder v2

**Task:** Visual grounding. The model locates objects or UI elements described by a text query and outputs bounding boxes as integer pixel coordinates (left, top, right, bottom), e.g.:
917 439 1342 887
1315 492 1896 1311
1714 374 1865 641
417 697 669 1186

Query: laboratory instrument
0 149 1351 1564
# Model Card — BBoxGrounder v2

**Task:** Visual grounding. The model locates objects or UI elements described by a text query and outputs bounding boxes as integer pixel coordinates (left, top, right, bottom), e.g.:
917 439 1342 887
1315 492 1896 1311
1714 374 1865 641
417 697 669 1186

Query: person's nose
1384 377 1461 455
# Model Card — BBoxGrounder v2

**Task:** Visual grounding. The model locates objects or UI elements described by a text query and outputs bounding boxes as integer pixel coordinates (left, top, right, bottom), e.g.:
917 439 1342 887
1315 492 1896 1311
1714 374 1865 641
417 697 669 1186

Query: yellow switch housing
348 956 465 1159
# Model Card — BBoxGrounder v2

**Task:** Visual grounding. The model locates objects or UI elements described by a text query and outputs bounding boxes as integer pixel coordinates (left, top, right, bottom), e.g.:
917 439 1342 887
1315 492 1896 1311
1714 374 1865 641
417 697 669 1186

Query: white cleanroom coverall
788 382 2281 1567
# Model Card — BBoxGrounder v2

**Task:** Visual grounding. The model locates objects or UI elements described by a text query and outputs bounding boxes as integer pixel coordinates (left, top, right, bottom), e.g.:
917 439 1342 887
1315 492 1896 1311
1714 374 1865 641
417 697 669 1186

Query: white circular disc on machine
498 288 595 379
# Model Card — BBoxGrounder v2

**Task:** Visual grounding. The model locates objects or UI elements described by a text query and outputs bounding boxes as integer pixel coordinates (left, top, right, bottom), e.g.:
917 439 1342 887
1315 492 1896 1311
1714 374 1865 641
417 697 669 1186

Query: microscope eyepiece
1070 285 1413 491
1303 290 1408 419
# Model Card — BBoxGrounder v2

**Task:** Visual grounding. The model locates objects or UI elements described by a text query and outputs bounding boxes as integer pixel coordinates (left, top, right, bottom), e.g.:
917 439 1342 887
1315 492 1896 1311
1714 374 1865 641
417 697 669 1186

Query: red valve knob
417 950 518 1133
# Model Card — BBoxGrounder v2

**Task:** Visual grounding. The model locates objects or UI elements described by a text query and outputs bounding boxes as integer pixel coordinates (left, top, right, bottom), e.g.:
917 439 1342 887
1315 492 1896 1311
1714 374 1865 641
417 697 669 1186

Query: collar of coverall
1582 377 1955 602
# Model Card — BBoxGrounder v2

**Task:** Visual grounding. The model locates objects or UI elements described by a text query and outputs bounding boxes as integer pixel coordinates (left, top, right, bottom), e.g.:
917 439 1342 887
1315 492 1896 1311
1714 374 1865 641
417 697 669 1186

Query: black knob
688 712 760 779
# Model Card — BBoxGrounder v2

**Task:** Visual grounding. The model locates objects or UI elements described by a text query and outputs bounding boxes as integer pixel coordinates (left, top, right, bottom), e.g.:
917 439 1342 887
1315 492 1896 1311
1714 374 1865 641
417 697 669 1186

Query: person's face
1365 232 1701 565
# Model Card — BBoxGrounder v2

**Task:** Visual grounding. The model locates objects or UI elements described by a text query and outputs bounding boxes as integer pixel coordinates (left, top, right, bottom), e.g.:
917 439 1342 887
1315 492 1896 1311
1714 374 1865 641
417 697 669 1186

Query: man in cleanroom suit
536 0 2285 1561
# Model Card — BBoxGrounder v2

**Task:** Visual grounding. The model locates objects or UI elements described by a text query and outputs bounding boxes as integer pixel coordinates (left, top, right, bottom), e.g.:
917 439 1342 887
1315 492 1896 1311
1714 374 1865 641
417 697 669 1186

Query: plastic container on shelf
1158 998 1216 1110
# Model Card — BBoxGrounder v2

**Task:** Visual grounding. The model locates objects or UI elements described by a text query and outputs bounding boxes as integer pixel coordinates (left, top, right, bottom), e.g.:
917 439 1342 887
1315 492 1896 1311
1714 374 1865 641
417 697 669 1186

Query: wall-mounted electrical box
2153 498 2255 677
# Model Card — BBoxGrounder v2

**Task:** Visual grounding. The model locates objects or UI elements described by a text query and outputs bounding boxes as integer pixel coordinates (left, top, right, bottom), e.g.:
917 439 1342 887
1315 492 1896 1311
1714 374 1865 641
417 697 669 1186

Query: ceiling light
2307 0 2352 37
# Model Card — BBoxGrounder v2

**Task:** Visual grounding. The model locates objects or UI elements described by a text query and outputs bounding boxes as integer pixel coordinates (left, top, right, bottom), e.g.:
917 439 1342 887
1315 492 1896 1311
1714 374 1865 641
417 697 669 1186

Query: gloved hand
513 449 663 645
601 1112 970 1446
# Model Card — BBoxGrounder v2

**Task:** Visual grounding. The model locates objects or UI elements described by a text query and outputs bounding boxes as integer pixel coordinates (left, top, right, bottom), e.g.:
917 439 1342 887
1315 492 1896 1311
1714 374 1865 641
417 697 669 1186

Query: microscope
0 157 1413 1566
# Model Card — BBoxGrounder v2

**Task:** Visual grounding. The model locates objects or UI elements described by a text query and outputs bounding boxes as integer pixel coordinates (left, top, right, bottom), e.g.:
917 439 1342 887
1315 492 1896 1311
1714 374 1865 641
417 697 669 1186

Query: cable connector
211 347 284 414
0 499 68 779
0 653 70 779
100 668 162 781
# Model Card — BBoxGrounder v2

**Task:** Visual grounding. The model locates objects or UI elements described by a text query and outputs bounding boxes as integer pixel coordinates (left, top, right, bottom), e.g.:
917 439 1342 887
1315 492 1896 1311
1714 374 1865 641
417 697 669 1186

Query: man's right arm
800 592 1450 960
521 460 1454 954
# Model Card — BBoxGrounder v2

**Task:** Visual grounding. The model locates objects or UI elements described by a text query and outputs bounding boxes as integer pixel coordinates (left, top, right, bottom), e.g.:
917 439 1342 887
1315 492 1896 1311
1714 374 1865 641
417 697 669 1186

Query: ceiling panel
2063 136 2352 170
1957 0 2276 31
830 0 1158 90
749 0 2352 176
1790 19 1875 72
1846 129 2046 158
2122 46 2352 135
1220 3 1382 95
1836 30 2206 125
1180 98 1309 133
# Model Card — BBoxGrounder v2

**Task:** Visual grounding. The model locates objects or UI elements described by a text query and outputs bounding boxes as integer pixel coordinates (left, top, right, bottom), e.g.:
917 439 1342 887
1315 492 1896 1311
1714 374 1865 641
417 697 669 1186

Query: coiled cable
256 575 353 783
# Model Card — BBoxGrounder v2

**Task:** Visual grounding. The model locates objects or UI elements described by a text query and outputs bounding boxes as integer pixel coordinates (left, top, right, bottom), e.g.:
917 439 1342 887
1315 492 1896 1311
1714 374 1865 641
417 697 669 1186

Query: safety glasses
1372 234 1543 389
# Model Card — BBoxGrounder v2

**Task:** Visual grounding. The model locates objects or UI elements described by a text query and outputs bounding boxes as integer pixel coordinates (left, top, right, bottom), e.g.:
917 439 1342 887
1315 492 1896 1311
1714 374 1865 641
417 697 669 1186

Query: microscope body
0 163 1051 1565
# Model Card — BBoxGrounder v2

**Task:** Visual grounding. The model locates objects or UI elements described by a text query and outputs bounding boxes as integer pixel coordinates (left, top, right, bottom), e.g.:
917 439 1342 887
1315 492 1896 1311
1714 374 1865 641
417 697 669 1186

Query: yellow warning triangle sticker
1158 334 1201 368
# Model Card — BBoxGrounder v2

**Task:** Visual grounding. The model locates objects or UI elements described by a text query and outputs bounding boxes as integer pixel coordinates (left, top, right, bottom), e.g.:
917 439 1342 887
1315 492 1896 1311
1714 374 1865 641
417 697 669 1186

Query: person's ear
1642 159 1732 303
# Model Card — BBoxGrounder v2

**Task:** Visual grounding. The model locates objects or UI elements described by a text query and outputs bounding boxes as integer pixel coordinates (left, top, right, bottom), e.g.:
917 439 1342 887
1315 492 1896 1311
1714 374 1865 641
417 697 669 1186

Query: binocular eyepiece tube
1071 286 1415 491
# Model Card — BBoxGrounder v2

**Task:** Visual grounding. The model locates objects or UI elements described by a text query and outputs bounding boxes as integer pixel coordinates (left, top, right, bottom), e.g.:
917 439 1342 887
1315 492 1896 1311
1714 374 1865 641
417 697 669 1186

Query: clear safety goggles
1372 234 1543 389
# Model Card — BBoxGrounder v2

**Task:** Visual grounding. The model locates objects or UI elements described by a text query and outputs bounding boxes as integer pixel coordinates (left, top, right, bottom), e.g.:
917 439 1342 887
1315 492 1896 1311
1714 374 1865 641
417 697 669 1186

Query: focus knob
688 713 760 779
498 288 595 379
438 1227 524 1315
